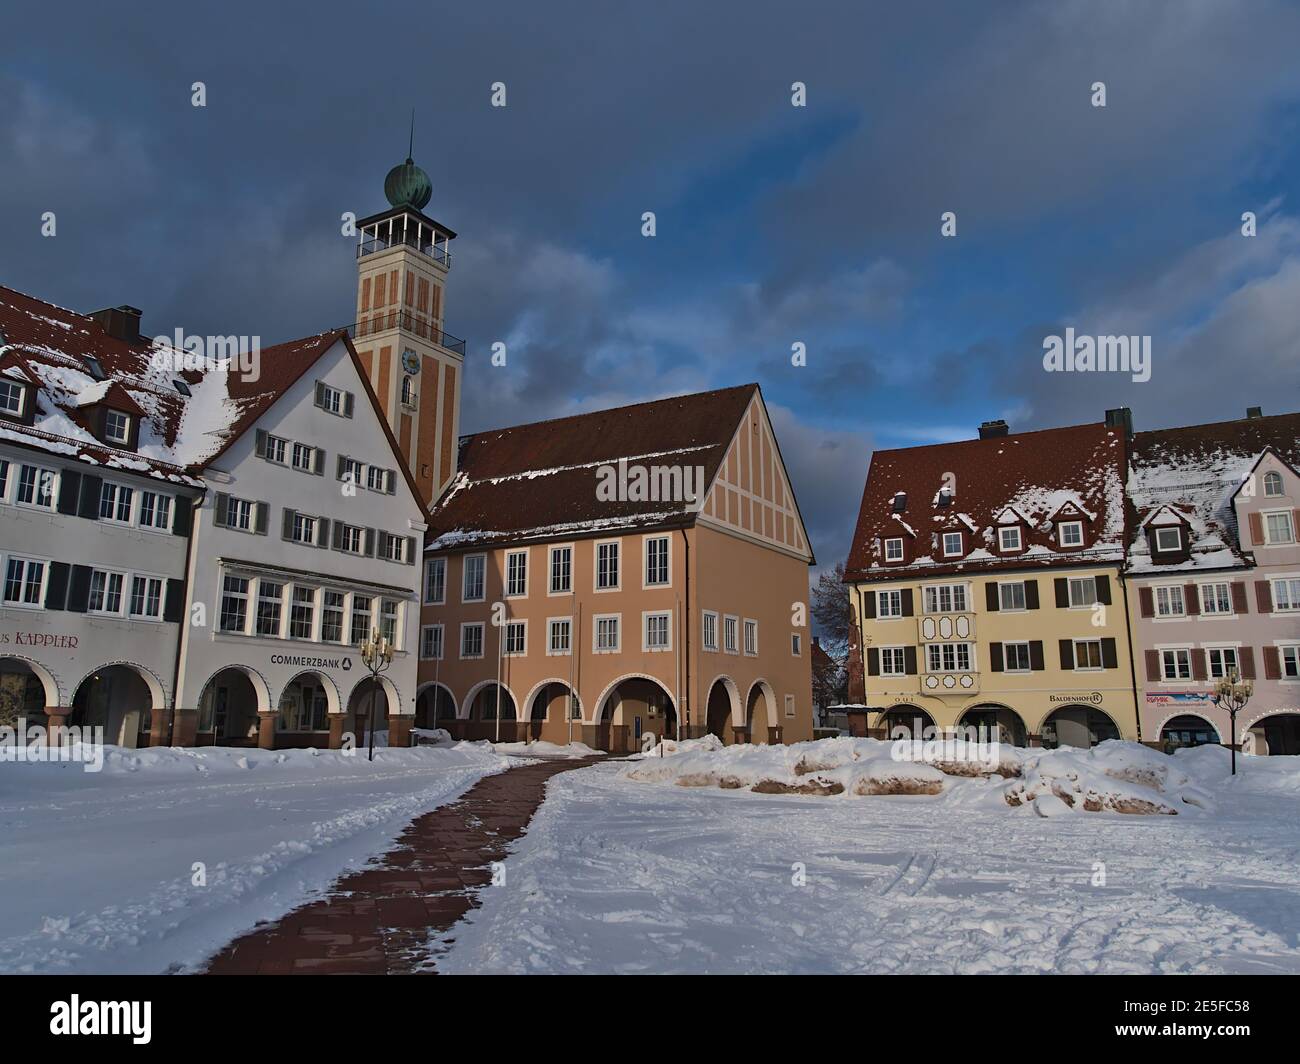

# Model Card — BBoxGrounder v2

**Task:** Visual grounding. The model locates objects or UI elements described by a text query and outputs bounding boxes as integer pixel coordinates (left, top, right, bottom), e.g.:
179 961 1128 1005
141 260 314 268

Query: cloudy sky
3 1 1299 568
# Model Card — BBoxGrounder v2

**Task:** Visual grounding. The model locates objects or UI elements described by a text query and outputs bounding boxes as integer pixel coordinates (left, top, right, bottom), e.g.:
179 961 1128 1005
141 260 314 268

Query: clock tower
351 153 462 506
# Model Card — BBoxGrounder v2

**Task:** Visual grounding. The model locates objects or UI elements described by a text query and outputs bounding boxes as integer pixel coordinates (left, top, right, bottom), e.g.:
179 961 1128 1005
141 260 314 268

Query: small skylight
935 487 953 508
173 379 192 397
891 491 907 514
84 356 106 381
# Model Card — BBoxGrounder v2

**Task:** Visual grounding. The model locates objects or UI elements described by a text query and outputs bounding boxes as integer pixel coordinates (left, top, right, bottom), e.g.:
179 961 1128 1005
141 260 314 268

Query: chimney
1246 406 1263 419
812 636 821 648
89 305 143 343
1104 407 1133 437
979 419 1008 439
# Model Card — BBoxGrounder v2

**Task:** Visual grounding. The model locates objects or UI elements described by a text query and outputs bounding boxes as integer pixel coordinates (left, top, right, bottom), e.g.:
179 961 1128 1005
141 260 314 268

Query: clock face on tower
401 348 420 375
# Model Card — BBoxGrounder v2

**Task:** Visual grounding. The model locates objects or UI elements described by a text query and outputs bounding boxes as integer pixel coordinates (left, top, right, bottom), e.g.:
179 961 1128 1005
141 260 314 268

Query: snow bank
488 740 601 759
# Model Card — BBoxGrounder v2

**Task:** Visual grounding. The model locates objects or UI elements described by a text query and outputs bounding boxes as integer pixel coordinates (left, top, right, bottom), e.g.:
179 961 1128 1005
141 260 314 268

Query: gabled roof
1126 412 1300 574
426 384 760 549
0 283 422 509
846 421 1128 580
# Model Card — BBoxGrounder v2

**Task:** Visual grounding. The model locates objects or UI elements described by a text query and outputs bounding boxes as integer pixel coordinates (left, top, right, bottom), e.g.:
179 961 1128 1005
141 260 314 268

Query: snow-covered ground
0 742 508 974
437 741 1300 974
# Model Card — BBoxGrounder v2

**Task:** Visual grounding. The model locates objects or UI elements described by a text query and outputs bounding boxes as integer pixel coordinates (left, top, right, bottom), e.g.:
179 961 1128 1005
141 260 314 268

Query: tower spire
408 108 415 162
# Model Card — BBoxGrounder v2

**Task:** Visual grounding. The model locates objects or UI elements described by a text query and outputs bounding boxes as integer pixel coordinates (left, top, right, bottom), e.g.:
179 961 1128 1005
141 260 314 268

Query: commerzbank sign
269 653 353 672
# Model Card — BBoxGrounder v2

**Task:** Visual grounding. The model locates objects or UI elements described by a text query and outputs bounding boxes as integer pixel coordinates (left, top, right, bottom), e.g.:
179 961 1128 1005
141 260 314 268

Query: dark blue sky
3 1 1299 568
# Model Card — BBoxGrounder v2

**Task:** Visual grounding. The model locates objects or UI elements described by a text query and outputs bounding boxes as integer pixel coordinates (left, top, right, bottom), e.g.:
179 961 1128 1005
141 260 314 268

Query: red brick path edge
203 756 604 975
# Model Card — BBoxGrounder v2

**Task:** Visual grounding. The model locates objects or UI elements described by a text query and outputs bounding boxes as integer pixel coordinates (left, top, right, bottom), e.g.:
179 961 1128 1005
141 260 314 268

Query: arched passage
276 671 340 747
198 666 271 746
595 675 676 754
705 676 739 742
1246 712 1300 756
876 705 936 740
957 703 1028 746
415 682 457 729
1159 713 1220 749
70 663 164 748
0 656 57 723
745 679 777 743
347 675 401 747
525 679 582 743
1039 704 1121 749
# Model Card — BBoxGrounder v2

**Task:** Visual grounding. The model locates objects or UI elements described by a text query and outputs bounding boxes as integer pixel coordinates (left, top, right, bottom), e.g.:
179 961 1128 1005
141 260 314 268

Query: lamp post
360 625 394 763
1212 667 1253 777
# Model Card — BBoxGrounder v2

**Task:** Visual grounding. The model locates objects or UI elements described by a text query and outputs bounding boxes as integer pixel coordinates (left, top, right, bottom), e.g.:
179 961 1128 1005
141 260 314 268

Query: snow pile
412 727 454 745
641 733 725 757
488 740 601 759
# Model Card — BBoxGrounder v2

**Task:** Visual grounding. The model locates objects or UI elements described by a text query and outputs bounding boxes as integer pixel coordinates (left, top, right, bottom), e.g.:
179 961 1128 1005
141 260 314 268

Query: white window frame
460 622 485 660
1263 509 1296 545
1160 647 1193 681
1199 582 1233 616
219 574 250 633
87 567 128 616
593 613 621 654
742 618 758 656
923 583 968 614
1059 520 1085 547
594 539 621 592
547 616 572 656
941 531 963 558
723 614 740 655
2 555 47 608
1280 644 1300 680
1262 471 1284 497
0 380 26 416
791 633 802 657
884 537 904 562
877 589 903 618
1073 639 1104 672
998 525 1022 552
1002 641 1032 673
1154 584 1185 618
264 434 288 464
1154 526 1183 553
103 409 132 445
420 624 445 661
1269 576 1300 612
15 464 56 510
548 544 573 596
998 581 1026 612
1067 576 1098 609
1204 644 1240 681
424 557 446 605
127 573 165 621
291 513 318 546
291 441 315 473
99 480 136 525
462 553 486 603
642 534 671 588
701 609 719 652
925 642 973 674
643 611 672 653
503 618 527 657
505 549 529 598
256 579 285 638
289 585 317 641
319 383 346 416
784 694 796 720
138 490 173 532
879 646 907 676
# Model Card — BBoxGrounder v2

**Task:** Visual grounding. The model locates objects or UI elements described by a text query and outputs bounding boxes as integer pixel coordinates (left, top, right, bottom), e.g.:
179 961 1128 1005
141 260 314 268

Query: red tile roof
427 384 759 549
846 421 1128 581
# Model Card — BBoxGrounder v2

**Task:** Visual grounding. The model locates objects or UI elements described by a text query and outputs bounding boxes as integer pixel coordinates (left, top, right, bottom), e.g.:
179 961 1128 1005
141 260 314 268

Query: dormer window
935 488 953 508
104 409 132 445
0 380 25 417
1059 520 1084 548
1264 471 1284 497
884 537 905 562
891 492 907 514
942 531 964 557
1154 526 1182 553
998 526 1022 552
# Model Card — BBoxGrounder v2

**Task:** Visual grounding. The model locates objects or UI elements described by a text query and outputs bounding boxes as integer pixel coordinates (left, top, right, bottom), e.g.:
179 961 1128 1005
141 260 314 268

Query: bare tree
811 561 852 655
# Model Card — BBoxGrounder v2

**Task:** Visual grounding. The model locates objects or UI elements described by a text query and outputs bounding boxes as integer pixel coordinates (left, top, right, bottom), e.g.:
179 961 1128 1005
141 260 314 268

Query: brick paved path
204 756 602 974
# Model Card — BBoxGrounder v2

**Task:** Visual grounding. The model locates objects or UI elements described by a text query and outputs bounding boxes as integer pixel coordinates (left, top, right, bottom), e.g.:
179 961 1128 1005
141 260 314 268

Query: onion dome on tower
384 156 432 211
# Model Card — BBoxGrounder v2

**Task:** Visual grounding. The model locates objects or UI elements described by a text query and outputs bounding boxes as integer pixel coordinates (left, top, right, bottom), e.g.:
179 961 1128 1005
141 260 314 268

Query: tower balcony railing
357 231 452 268
337 312 466 356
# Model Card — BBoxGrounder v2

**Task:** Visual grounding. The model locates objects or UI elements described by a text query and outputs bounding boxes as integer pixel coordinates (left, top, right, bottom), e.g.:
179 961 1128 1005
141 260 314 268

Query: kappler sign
1 631 79 648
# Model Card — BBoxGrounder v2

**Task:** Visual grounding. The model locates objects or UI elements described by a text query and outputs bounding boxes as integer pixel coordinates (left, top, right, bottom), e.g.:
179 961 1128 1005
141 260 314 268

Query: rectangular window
16 465 55 508
0 380 24 415
1074 640 1104 670
381 532 406 563
503 620 526 656
723 615 739 654
784 694 796 719
463 554 486 602
548 545 572 594
548 618 571 655
0 458 9 499
942 531 963 557
923 583 968 613
702 610 718 651
998 582 1026 611
219 575 249 632
421 624 444 660
884 537 904 562
338 524 363 554
1154 526 1182 552
379 599 398 646
350 596 372 645
791 633 802 656
256 581 284 637
1003 642 1031 672
1272 579 1300 612
424 558 446 604
1155 585 1185 617
319 383 346 415
880 647 907 675
341 457 364 486
926 642 972 672
99 481 134 523
1059 521 1084 547
1282 646 1299 679
1161 648 1192 681
595 615 620 653
292 513 317 545
138 491 172 531
104 410 131 444
878 589 903 617
289 586 315 639
1206 646 1239 680
461 622 485 659
1200 582 1232 615
596 541 620 590
1068 576 1098 608
322 591 345 642
366 466 391 492
2 557 45 606
87 569 125 614
743 619 758 656
291 442 314 472
998 526 1022 551
226 497 254 532
645 536 670 586
645 612 671 651
1265 511 1296 544
506 550 528 597
264 435 287 463
129 575 163 619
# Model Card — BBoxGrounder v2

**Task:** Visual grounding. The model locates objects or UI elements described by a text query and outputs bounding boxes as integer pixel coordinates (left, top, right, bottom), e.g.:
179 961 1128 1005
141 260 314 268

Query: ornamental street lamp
1212 667 1253 777
360 626 394 763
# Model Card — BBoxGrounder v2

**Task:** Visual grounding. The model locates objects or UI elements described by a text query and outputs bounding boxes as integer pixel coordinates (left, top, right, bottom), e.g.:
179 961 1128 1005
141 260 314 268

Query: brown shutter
990 643 1004 671
903 646 918 675
861 592 876 620
1101 637 1118 669
1144 649 1161 681
1184 584 1200 615
1054 578 1069 608
1025 579 1040 610
1029 640 1045 671
1256 580 1273 612
1059 639 1074 670
1139 586 1154 617
1239 646 1256 680
866 648 879 676
900 588 914 617
986 582 1000 612
1095 575 1111 605
1248 512 1264 545
1191 650 1207 681
1231 581 1249 614
1263 646 1282 680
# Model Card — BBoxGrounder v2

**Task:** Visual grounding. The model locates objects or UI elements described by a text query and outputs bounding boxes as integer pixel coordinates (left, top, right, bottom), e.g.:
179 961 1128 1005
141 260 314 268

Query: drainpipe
678 528 691 738
168 486 206 747
1118 568 1143 742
